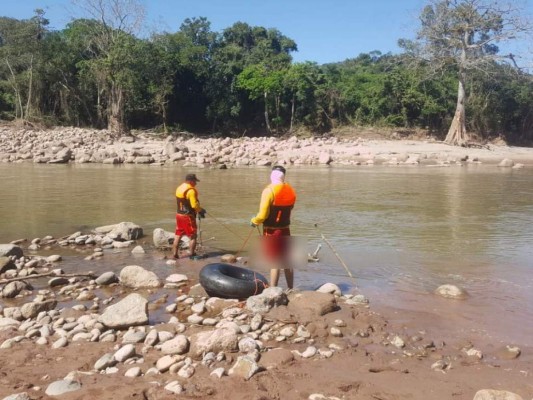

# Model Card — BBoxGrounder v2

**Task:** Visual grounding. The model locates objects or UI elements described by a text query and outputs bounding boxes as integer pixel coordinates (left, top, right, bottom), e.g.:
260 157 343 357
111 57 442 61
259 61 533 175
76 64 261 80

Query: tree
400 0 531 145
70 0 146 134
0 10 49 122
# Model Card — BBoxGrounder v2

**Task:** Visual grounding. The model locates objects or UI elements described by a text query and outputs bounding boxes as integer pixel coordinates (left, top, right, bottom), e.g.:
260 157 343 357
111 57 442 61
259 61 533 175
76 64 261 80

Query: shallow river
1 163 532 345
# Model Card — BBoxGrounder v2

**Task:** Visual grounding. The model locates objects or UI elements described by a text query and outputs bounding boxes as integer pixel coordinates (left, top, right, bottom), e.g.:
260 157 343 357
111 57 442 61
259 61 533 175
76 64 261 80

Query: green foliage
0 9 531 143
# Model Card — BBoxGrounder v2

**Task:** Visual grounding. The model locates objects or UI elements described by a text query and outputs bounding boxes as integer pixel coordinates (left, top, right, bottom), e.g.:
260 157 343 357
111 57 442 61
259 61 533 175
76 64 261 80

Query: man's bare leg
172 235 182 258
189 234 197 256
270 268 280 287
284 268 294 289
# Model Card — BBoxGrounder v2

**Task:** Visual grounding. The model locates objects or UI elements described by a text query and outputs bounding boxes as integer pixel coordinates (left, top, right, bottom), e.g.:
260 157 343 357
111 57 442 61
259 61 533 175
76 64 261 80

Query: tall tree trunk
264 91 272 134
25 55 34 120
5 59 24 120
108 82 127 135
445 68 469 146
289 95 295 133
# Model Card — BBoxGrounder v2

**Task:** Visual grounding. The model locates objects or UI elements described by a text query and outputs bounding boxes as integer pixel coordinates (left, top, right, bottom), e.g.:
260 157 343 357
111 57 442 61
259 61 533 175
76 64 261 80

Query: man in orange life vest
251 165 296 288
172 173 206 259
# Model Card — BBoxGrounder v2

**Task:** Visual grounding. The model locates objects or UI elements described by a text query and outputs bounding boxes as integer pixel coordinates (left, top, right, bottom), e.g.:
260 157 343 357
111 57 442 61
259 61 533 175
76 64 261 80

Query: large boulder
0 257 17 273
246 287 288 314
99 293 148 329
0 245 23 259
20 300 57 319
119 265 162 288
94 222 143 240
287 291 337 322
153 228 175 249
189 327 239 358
1 281 32 298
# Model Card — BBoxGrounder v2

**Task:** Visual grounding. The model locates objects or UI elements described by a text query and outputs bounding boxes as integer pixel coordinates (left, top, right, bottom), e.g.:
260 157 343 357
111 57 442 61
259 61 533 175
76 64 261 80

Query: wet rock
220 254 237 263
435 284 468 299
131 245 145 254
494 345 521 360
1 281 31 298
48 277 69 287
119 265 162 288
100 293 148 328
0 245 23 258
166 274 188 283
104 222 143 241
152 228 174 248
95 271 118 285
497 159 515 168
0 257 16 273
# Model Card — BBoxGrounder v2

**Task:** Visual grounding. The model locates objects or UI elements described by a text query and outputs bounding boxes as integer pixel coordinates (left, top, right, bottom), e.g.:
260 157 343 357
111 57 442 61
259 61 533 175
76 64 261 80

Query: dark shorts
263 227 290 261
175 213 197 237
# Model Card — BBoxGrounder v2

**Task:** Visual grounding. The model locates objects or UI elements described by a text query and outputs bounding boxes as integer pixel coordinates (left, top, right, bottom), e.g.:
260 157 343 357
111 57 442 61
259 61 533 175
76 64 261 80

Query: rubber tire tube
199 263 269 299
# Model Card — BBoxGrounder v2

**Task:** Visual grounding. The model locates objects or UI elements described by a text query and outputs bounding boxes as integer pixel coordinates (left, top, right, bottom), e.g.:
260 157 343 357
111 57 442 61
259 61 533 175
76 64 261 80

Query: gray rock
131 245 145 254
119 265 161 288
0 318 20 330
435 284 468 299
189 327 239 358
0 245 23 259
124 367 142 377
20 300 57 319
2 392 31 400
287 291 337 321
0 257 16 273
1 281 31 298
114 344 136 362
95 271 118 285
316 282 342 296
94 353 116 371
473 390 523 400
122 330 147 344
99 293 148 329
48 277 69 287
105 222 143 241
164 381 183 395
228 355 262 380
161 335 189 355
498 159 515 168
153 228 174 248
45 380 81 396
246 287 288 314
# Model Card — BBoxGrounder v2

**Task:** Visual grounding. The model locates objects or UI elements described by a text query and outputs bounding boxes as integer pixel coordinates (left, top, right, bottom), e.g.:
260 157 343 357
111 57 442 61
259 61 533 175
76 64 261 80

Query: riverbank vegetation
0 0 532 145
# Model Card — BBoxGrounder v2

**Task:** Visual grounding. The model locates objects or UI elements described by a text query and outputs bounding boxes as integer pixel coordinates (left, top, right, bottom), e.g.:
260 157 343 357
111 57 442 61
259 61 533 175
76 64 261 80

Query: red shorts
175 213 197 237
262 227 290 261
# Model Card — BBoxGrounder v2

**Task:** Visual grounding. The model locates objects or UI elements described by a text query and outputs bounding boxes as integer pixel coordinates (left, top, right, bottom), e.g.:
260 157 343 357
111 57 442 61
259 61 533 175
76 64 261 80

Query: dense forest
1 4 532 144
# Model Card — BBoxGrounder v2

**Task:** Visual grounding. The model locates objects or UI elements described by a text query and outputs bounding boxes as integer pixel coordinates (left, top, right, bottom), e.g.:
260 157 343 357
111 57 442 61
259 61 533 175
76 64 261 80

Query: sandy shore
1 127 532 400
1 231 532 400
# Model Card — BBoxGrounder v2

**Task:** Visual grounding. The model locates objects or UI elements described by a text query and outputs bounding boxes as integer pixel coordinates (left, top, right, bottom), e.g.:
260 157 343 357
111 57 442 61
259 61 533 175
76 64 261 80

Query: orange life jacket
263 183 296 228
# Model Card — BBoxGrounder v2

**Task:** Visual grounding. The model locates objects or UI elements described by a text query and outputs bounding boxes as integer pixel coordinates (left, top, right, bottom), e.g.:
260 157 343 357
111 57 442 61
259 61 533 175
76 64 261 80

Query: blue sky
2 0 532 65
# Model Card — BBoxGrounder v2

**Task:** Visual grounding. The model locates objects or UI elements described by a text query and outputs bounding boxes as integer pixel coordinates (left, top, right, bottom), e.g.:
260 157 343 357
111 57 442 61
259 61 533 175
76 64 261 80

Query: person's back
251 166 296 288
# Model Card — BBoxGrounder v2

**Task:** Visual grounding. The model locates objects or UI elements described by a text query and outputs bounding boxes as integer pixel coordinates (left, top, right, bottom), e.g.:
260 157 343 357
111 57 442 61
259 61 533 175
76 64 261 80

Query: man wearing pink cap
251 165 297 288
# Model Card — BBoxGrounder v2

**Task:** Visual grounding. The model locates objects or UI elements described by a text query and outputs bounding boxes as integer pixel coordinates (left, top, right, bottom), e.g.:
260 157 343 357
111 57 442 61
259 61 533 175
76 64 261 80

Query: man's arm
187 189 202 212
251 187 273 226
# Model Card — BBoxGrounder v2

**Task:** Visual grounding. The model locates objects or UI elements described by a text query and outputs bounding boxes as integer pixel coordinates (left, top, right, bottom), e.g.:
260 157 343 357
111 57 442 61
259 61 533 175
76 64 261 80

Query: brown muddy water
1 163 532 345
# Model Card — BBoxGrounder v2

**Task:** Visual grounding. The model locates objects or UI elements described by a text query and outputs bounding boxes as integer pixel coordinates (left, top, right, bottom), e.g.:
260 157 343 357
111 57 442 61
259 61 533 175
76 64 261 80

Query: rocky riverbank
1 126 533 168
0 222 531 400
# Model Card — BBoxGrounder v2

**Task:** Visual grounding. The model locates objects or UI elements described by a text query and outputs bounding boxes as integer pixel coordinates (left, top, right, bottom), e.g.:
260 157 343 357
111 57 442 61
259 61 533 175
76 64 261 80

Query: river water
1 163 532 345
